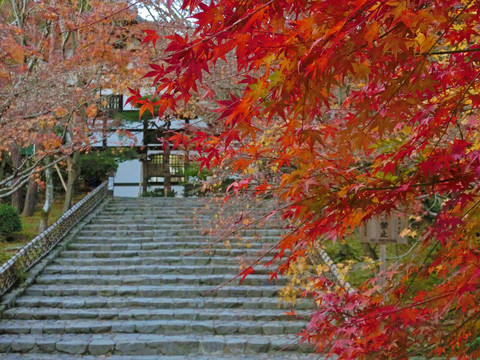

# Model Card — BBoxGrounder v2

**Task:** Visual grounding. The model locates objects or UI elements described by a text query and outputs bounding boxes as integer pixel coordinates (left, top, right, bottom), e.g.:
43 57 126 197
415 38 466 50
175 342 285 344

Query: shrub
0 204 22 235
142 188 177 197
79 148 138 187
79 152 118 185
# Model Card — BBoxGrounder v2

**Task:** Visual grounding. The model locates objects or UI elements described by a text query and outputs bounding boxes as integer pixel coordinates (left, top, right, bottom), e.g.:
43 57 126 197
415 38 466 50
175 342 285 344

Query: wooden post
141 155 148 194
141 119 148 195
54 163 67 192
163 143 171 197
380 243 387 285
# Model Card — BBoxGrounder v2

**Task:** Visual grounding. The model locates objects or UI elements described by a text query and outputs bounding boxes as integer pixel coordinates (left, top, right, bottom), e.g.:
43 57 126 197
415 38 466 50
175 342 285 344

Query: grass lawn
0 192 86 263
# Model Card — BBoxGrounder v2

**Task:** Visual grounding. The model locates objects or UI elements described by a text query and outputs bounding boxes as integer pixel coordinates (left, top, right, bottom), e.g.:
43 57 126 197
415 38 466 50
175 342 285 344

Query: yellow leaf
365 21 379 45
86 104 98 118
338 185 350 197
55 106 68 118
415 32 436 54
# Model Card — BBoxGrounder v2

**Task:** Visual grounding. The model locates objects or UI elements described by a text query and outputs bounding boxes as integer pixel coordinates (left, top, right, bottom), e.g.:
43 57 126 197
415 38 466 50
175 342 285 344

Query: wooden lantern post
359 213 408 285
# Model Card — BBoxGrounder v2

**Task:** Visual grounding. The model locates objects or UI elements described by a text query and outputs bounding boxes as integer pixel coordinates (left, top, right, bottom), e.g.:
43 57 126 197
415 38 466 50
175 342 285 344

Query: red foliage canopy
132 0 480 358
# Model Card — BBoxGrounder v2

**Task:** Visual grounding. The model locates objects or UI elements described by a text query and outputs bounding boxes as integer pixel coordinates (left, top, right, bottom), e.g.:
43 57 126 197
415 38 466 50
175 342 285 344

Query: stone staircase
0 197 318 359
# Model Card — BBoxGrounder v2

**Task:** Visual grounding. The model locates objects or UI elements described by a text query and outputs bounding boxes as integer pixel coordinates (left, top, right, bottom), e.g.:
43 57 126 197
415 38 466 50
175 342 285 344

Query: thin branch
0 175 30 197
201 214 314 295
63 0 143 33
426 47 480 56
361 176 464 192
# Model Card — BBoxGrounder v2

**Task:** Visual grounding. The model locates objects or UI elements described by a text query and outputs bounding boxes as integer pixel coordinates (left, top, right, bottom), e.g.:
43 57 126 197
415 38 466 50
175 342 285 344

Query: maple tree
0 0 188 227
131 0 480 358
1 1 132 226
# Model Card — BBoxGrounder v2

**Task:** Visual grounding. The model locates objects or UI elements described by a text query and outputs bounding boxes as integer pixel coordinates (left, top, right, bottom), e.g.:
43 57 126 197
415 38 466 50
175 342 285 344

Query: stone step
91 215 280 221
105 200 223 205
91 217 277 224
0 353 322 360
67 241 275 251
87 206 275 214
77 229 284 236
101 204 261 210
91 218 211 223
0 333 310 356
58 249 272 259
102 207 269 214
82 223 284 230
4 307 308 322
98 210 235 216
100 209 208 213
98 211 266 216
0 319 306 336
13 295 313 311
103 201 211 206
93 213 217 218
110 196 218 201
104 204 209 208
43 264 273 276
52 255 275 267
100 206 266 212
72 235 279 243
24 284 283 298
34 274 286 287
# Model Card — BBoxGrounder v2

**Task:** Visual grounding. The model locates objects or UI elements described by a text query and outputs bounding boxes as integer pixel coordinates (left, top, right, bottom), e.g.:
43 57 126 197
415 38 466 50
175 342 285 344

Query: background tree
0 0 188 228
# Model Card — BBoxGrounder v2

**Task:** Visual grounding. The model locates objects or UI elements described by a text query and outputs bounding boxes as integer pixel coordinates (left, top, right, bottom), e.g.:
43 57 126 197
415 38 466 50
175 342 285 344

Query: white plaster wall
113 159 142 197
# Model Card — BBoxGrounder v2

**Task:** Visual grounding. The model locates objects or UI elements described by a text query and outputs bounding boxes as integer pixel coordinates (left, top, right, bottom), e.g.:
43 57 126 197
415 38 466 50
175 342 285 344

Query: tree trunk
22 177 38 217
9 143 24 212
0 151 7 182
63 151 80 213
102 118 108 149
163 144 171 197
39 165 53 234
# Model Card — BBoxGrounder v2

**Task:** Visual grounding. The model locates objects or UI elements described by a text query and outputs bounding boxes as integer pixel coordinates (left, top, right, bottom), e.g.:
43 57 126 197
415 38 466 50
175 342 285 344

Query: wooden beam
54 163 67 192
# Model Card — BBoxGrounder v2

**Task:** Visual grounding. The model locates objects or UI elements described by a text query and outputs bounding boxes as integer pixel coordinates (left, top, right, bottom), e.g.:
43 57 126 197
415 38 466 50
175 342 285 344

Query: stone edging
0 198 111 314
317 248 354 293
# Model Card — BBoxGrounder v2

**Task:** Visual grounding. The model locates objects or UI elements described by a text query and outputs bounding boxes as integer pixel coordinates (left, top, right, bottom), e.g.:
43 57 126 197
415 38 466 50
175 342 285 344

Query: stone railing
0 181 108 296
